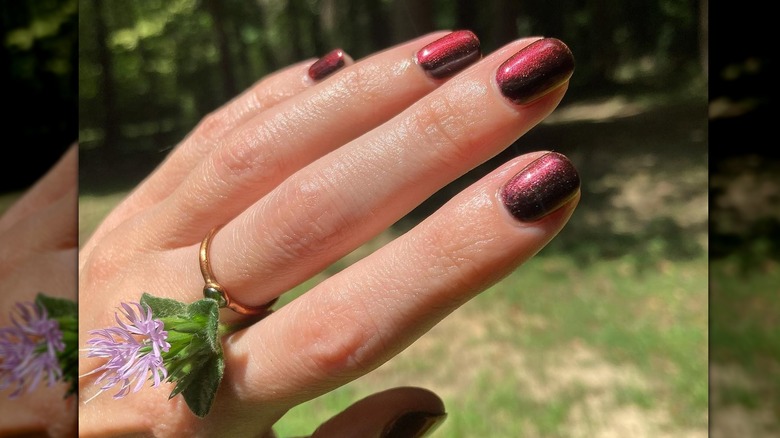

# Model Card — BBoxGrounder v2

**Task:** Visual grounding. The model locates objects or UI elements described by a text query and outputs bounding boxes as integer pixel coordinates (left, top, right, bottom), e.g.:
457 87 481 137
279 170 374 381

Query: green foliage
78 0 705 192
140 293 224 418
35 293 78 397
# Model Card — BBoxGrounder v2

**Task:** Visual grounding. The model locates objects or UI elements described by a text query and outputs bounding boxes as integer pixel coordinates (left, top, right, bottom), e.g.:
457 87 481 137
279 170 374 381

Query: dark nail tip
308 48 347 81
383 411 447 438
496 38 575 105
416 30 481 79
501 152 580 222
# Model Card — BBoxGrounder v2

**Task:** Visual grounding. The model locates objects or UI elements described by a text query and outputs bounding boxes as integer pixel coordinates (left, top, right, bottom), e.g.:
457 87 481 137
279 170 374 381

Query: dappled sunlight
545 96 649 124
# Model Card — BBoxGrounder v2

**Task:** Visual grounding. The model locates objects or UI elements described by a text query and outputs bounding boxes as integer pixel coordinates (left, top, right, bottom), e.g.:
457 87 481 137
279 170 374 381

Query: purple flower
0 302 64 398
83 302 170 401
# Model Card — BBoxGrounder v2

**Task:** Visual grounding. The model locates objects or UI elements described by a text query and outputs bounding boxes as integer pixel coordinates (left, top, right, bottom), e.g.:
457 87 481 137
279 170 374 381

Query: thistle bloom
83 302 170 400
82 294 228 417
0 302 64 398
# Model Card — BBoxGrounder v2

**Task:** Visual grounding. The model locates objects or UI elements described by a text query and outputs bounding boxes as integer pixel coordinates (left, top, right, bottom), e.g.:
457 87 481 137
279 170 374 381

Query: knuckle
271 173 352 262
416 226 482 292
295 297 380 378
80 241 128 288
209 125 280 184
192 110 227 141
331 64 386 105
411 95 474 166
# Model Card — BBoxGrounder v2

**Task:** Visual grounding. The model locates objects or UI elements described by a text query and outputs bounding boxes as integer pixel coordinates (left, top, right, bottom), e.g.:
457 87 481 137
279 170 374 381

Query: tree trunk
92 0 117 157
699 0 708 79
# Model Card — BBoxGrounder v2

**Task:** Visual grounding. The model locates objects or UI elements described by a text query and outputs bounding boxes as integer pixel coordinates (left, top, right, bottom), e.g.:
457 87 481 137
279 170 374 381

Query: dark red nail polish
308 48 347 81
415 30 481 79
501 152 580 222
496 38 574 105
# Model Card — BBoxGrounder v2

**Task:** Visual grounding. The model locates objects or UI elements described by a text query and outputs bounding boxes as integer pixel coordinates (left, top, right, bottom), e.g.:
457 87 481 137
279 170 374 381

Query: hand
0 145 78 437
78 31 579 437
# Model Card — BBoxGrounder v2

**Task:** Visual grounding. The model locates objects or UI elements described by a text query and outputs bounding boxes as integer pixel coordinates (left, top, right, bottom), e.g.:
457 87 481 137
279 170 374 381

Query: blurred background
77 0 711 436
0 0 76 209
709 2 779 437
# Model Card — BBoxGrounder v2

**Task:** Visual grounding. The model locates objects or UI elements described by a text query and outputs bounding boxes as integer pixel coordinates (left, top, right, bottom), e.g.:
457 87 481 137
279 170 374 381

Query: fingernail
496 38 574 105
501 152 580 222
382 411 447 438
415 30 481 79
308 48 348 81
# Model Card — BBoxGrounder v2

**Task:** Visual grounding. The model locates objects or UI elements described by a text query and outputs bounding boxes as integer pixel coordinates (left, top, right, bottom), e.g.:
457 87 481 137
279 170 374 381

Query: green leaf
35 293 77 318
180 350 225 418
140 293 188 317
186 298 221 353
178 298 223 417
34 293 78 397
142 293 224 417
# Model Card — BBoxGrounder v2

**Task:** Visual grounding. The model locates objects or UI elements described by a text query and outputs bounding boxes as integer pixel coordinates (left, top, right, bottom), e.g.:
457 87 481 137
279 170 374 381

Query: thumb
310 386 446 438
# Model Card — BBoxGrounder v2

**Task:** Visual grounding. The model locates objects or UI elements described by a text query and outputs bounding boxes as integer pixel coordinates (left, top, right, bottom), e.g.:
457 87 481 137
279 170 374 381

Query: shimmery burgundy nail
496 38 574 105
308 48 347 81
415 30 481 79
501 152 580 222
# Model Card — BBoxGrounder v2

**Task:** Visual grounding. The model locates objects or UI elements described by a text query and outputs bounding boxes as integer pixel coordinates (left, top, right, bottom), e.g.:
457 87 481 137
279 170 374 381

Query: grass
710 253 780 435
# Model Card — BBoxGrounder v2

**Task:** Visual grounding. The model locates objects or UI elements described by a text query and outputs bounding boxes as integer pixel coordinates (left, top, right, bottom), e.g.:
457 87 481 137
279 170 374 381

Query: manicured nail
308 48 347 81
382 411 447 438
496 38 574 105
415 30 481 79
501 152 580 222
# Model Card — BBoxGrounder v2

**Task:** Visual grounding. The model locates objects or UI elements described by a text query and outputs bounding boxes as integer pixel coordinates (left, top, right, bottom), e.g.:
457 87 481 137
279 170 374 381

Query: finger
0 185 78 253
229 151 580 405
133 30 476 246
82 54 349 254
310 387 446 438
0 186 78 307
191 37 573 308
0 143 76 233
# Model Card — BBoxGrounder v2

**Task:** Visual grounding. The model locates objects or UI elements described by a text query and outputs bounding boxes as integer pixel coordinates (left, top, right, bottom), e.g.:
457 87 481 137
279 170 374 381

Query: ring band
200 226 277 315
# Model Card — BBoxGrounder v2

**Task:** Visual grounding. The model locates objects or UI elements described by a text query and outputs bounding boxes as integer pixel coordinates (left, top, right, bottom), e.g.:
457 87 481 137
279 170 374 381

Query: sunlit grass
711 255 780 407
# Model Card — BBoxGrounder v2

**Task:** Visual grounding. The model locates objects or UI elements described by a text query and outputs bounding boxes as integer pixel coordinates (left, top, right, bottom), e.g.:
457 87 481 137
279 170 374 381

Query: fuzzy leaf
140 293 188 318
180 350 224 417
34 293 78 397
142 293 224 417
35 293 76 318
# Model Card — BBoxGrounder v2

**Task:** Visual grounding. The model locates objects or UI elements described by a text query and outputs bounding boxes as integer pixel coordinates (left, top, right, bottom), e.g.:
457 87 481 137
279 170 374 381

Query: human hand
78 31 579 437
0 145 78 437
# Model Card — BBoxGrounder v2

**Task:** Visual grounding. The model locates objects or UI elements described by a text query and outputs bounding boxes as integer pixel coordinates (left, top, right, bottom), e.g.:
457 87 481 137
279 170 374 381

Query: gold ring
200 226 277 315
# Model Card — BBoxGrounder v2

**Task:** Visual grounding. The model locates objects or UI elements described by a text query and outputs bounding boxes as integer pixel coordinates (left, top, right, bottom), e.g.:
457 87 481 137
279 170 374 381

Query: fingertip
311 387 445 438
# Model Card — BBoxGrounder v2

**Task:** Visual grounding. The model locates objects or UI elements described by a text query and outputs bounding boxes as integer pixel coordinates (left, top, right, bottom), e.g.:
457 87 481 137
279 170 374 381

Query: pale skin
0 145 78 437
78 32 580 437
